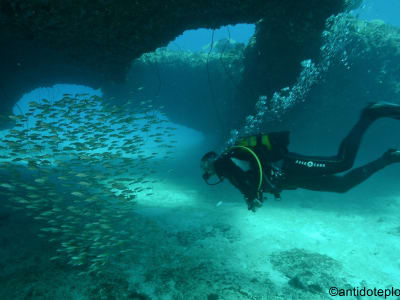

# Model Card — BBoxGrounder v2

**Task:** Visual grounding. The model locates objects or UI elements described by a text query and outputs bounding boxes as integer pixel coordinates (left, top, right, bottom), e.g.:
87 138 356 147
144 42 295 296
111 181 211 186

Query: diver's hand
246 197 263 212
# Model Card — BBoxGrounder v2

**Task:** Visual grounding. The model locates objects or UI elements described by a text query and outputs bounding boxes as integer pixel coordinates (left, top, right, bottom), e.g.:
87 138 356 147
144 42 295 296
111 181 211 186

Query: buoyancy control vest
231 131 290 199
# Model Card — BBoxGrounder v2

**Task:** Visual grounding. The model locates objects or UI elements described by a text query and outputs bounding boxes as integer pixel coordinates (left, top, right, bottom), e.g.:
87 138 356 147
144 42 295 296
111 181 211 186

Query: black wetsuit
214 111 392 206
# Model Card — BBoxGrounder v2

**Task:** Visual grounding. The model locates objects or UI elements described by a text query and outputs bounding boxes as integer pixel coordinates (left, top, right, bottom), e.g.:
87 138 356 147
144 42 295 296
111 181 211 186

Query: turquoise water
1 2 400 300
1 93 399 299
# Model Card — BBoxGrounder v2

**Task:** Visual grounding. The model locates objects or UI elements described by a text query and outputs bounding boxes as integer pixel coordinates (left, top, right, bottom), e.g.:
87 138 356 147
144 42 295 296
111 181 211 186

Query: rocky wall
0 0 352 128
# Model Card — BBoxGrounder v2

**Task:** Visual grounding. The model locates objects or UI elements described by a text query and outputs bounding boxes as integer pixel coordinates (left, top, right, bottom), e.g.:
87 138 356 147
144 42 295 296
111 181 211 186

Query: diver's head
200 151 217 182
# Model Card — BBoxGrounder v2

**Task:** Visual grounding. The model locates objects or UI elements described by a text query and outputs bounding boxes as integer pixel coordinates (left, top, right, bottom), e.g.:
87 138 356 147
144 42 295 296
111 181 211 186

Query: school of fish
0 93 177 276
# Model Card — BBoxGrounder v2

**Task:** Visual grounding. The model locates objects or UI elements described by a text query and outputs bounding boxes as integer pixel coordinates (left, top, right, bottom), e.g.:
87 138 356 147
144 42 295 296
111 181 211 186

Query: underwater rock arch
0 0 356 128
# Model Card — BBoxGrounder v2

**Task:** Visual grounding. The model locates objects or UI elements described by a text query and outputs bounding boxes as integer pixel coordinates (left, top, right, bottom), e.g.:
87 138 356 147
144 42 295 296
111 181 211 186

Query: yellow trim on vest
261 134 272 150
231 146 263 191
236 134 272 150
249 136 257 147
237 139 248 147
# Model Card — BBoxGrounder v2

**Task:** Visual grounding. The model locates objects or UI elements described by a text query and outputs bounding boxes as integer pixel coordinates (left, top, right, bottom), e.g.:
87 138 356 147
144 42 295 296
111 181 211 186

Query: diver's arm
229 174 262 211
215 155 261 211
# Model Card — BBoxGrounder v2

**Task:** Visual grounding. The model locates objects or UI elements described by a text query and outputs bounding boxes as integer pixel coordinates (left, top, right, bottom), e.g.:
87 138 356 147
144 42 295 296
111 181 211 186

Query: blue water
167 24 255 52
352 0 400 27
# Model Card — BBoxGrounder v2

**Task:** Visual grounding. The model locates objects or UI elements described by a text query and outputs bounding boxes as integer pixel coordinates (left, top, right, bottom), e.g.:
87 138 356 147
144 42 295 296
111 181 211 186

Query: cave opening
13 84 102 117
166 24 255 52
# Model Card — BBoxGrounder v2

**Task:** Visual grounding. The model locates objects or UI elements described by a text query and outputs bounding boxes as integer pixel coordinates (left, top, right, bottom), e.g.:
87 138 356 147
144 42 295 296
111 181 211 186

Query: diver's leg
336 102 400 169
284 102 400 178
296 149 400 193
333 107 374 170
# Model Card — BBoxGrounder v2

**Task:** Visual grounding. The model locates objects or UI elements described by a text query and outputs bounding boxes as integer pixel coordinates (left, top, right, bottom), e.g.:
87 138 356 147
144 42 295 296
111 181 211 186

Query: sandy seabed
1 172 399 300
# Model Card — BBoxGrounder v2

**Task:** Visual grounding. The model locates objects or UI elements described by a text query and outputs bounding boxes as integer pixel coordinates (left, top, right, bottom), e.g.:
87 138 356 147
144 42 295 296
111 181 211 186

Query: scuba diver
200 102 400 212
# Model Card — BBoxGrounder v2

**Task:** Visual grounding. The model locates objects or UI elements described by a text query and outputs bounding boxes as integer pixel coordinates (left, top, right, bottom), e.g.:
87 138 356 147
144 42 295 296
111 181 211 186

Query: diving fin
363 101 400 120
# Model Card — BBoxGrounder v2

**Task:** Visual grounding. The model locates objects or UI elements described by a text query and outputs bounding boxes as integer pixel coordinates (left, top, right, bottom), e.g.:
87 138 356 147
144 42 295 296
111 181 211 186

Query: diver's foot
383 148 400 163
362 101 400 120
